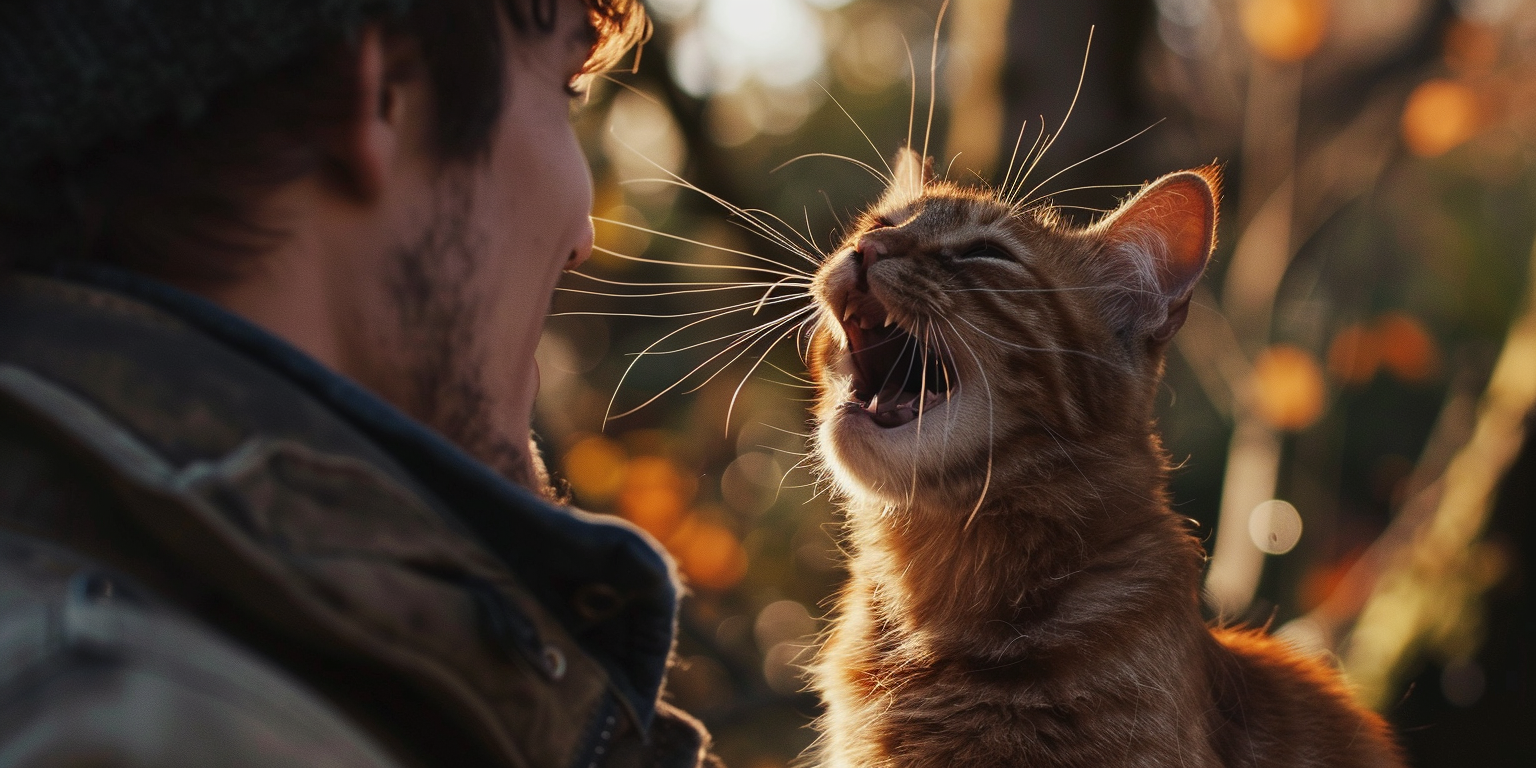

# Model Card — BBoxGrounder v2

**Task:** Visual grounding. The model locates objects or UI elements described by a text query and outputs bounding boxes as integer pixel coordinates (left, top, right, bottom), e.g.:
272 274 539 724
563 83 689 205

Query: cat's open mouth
836 299 952 429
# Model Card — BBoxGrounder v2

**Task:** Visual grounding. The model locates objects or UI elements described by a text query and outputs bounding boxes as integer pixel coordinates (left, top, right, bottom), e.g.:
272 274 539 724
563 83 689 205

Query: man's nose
566 219 596 271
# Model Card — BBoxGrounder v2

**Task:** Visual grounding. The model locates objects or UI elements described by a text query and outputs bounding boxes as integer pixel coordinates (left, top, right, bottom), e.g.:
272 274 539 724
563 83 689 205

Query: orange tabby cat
805 149 1403 768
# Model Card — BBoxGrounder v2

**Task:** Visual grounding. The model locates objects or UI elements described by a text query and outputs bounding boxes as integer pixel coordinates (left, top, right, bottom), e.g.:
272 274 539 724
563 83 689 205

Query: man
0 1 714 766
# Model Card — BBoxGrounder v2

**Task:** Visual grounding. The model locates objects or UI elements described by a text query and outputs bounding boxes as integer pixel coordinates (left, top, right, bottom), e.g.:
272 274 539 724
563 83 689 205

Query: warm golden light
1402 78 1482 157
1240 0 1329 63
1251 345 1327 431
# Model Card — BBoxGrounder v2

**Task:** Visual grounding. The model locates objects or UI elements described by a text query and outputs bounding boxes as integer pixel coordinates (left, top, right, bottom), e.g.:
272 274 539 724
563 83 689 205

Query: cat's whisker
609 303 817 422
725 312 820 432
606 137 822 265
1007 118 1048 203
739 206 828 263
940 317 995 530
955 314 1120 370
601 295 812 424
566 271 808 290
768 361 819 386
921 0 954 175
753 276 811 315
591 217 812 275
1017 119 1164 209
589 244 805 281
814 81 895 183
632 304 812 356
557 280 809 300
772 152 891 188
554 291 806 320
998 119 1031 198
1007 27 1093 203
903 34 918 156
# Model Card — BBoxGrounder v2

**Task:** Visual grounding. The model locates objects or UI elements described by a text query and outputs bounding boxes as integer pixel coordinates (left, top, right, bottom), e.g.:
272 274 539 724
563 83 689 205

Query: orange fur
803 161 1402 768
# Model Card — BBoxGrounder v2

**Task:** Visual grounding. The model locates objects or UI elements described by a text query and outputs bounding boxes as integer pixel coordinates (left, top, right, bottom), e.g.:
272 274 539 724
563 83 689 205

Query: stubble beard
386 181 553 497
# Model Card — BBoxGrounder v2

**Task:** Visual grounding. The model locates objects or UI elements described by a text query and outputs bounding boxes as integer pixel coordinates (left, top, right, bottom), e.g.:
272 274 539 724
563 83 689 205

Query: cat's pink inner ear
1099 169 1219 341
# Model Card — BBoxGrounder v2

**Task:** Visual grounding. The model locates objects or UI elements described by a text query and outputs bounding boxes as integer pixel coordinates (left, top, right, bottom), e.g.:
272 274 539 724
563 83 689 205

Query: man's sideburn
386 181 552 495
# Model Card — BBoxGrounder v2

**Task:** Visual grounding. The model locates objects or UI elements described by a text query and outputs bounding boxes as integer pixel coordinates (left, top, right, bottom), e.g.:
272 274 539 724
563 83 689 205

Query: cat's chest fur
802 150 1403 768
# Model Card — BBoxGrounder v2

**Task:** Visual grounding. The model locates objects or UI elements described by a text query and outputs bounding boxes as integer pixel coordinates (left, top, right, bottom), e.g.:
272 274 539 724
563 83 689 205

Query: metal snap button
542 645 568 681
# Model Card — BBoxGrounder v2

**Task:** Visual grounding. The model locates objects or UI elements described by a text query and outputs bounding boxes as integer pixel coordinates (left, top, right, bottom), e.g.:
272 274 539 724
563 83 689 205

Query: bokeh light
1248 499 1304 554
1240 0 1330 63
1250 345 1327 431
1402 78 1483 157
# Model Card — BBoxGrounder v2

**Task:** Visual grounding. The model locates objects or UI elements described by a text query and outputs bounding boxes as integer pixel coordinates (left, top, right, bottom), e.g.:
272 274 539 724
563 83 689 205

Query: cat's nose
855 230 900 272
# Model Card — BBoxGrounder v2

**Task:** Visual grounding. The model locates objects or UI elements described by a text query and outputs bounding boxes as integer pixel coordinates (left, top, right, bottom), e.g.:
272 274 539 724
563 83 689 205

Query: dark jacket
0 265 712 768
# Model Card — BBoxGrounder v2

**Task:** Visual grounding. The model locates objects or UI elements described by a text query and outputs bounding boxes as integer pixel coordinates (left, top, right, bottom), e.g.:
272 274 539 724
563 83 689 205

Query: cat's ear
882 147 934 208
1093 167 1220 345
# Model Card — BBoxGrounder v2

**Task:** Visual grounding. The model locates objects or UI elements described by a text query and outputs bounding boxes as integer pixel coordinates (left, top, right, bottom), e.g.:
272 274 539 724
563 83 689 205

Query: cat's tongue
866 387 944 428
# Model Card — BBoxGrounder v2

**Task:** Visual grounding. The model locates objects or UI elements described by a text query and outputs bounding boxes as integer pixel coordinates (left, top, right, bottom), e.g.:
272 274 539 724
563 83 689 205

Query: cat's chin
816 384 991 507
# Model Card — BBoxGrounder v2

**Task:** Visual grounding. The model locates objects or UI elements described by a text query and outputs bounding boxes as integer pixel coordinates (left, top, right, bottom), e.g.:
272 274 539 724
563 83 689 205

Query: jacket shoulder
0 531 406 768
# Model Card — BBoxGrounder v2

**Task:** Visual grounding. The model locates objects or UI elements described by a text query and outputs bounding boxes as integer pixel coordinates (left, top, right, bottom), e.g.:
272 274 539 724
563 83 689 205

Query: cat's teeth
842 306 857 323
868 393 880 412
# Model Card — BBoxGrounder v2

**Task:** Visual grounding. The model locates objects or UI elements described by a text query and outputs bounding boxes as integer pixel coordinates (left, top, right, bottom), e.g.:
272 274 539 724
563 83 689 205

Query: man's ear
326 24 401 203
1091 167 1220 345
880 147 934 208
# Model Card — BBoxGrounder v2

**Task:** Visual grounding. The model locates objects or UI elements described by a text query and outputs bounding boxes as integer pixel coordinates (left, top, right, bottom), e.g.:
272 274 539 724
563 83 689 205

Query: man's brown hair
0 0 647 281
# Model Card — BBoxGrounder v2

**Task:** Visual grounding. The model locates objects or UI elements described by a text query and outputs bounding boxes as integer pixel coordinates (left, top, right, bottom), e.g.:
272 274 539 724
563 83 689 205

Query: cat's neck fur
843 427 1206 659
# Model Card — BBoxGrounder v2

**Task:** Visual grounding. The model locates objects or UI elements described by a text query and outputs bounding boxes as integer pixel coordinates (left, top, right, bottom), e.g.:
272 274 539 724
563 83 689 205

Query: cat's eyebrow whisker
904 34 918 156
591 217 812 276
608 303 818 422
921 0 954 173
998 119 1031 197
1007 118 1049 203
813 81 895 182
1018 119 1164 208
772 153 890 187
588 244 805 281
1009 26 1093 204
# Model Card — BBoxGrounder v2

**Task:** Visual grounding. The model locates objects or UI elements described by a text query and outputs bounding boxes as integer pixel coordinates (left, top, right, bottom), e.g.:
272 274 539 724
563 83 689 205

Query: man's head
0 0 649 491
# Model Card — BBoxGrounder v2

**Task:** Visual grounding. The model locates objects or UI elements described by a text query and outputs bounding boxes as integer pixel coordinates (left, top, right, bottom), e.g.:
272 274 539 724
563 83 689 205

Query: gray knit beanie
0 0 414 174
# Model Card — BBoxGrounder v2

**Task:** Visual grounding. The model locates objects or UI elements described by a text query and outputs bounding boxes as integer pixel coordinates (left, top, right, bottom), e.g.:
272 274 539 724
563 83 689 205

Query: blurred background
534 0 1536 764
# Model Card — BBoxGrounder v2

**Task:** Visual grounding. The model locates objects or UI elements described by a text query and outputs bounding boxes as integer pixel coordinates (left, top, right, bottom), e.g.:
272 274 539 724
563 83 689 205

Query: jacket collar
37 261 679 729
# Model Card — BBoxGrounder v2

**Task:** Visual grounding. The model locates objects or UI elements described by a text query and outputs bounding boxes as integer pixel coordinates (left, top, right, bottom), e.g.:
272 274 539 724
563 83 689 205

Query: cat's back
1204 629 1404 768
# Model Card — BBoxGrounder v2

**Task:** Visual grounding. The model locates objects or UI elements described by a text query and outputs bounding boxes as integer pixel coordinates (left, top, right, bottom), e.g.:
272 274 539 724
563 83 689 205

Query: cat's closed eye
953 244 1013 261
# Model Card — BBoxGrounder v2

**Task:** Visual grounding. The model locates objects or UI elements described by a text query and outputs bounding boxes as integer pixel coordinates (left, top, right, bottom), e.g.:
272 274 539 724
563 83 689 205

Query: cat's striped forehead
863 188 1049 257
